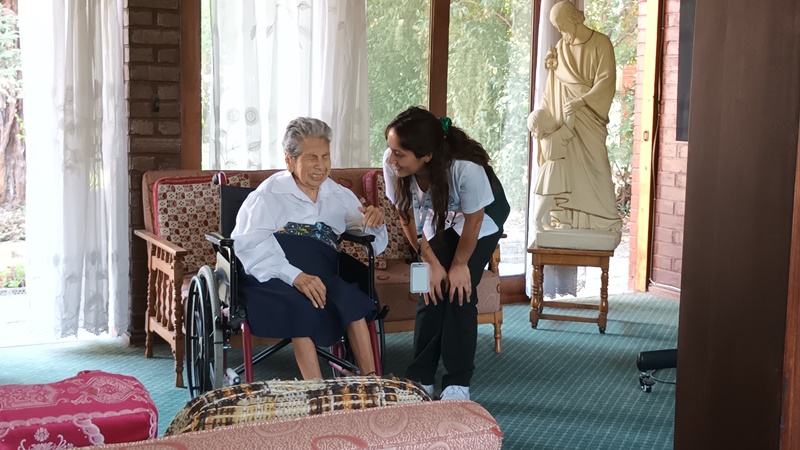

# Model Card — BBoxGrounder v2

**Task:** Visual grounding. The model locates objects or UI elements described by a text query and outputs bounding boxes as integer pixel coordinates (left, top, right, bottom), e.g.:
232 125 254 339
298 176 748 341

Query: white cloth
204 0 370 170
231 171 388 285
20 0 129 338
382 149 498 240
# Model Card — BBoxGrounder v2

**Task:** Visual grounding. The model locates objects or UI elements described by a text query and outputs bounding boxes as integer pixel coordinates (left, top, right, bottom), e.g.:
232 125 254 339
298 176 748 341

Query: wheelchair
184 176 389 399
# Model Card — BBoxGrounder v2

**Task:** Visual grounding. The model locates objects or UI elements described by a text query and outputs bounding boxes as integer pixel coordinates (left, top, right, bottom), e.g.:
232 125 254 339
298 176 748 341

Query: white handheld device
410 262 430 293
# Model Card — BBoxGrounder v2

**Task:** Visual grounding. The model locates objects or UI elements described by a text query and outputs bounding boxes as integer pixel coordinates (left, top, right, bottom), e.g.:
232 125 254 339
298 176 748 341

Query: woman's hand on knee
293 273 327 308
425 262 448 306
447 264 472 306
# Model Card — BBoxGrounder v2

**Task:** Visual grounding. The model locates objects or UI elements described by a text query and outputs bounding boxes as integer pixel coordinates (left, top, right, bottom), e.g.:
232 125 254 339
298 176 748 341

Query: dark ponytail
385 106 496 233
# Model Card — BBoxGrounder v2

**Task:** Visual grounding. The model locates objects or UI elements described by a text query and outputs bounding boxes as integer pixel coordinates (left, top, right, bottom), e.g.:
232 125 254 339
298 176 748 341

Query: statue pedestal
527 243 614 334
536 229 620 251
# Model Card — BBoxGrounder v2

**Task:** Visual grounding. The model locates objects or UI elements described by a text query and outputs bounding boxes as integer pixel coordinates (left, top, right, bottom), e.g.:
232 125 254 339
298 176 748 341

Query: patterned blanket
165 375 431 436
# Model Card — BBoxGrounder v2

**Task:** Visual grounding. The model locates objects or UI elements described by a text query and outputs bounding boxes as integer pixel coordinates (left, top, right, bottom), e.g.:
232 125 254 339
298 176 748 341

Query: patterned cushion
363 170 411 261
164 376 431 436
153 173 250 273
339 195 387 270
0 371 158 448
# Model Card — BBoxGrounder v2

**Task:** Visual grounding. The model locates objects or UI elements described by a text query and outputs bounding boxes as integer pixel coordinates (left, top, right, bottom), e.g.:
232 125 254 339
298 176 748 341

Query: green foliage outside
446 0 532 215
365 0 431 167
0 263 23 288
0 6 21 104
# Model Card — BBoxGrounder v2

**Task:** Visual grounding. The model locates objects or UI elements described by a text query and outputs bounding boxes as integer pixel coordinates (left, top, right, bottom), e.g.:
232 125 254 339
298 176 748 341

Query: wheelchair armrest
340 230 375 244
205 232 234 248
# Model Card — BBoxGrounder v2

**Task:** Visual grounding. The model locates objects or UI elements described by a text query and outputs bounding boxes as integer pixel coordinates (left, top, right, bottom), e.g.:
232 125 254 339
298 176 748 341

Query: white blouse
382 148 499 240
231 170 389 285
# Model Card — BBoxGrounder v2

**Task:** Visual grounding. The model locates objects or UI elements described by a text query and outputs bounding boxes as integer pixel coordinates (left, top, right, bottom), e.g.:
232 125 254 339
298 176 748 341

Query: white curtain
204 0 370 170
19 0 129 338
526 0 583 297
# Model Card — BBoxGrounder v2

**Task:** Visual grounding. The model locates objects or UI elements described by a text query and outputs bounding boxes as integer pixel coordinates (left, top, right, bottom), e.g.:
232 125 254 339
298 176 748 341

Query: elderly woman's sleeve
382 148 398 205
230 191 301 285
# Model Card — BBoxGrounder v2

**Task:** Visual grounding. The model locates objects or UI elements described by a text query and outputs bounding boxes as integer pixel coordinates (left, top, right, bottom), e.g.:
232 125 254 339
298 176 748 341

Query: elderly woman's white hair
282 117 333 158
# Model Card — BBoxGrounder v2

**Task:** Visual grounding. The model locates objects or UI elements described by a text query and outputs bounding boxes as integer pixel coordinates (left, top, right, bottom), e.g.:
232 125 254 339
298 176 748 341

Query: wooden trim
647 282 680 301
181 0 202 169
781 114 800 449
524 0 542 250
634 0 664 291
427 0 450 116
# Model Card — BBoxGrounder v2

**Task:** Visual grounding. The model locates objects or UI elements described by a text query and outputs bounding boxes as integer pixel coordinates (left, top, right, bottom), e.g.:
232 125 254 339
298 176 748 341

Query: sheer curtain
19 0 129 338
527 0 583 297
204 0 369 170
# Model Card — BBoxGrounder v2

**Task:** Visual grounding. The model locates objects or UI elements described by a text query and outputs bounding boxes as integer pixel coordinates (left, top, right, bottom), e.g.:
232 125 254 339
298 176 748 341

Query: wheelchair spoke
186 276 214 398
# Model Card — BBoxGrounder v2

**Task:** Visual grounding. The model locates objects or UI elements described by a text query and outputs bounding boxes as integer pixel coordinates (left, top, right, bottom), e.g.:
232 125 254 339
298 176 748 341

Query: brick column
629 0 687 292
124 0 183 346
650 0 686 290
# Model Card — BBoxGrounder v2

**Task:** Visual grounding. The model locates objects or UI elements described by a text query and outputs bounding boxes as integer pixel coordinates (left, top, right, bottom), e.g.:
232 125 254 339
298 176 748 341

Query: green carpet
0 293 677 449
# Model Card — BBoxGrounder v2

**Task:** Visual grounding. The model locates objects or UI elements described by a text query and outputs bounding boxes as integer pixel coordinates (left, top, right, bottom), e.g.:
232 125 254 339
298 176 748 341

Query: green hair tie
438 117 452 136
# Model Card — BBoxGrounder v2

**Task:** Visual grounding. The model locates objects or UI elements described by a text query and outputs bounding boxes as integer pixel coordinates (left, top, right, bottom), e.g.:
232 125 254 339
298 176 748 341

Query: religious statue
528 107 573 232
527 1 622 251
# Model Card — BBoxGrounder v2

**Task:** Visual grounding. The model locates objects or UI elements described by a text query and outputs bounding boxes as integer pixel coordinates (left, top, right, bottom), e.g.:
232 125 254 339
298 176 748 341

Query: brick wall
124 0 183 345
629 0 687 292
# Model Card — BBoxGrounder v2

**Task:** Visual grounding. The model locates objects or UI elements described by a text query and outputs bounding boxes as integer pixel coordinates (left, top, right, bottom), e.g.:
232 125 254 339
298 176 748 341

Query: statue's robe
541 31 622 233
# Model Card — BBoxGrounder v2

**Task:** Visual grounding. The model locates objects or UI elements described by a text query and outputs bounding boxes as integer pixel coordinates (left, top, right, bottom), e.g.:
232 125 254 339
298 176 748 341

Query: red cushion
153 173 250 273
0 371 158 448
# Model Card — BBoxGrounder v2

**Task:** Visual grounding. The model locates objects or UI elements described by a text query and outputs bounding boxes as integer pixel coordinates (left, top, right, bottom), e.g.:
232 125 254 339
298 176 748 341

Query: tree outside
0 0 24 289
365 0 431 167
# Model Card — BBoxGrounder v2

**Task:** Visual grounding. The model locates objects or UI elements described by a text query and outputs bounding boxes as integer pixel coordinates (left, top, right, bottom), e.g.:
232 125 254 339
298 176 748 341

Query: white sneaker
421 384 435 397
440 385 470 401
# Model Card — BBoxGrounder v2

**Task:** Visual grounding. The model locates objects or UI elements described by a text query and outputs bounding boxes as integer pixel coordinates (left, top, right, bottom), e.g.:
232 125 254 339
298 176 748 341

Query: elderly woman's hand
359 205 385 228
293 273 326 308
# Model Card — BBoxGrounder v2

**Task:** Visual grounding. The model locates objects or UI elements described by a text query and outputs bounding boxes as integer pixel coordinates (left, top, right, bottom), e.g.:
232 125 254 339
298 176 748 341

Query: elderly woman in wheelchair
231 117 388 380
184 117 388 398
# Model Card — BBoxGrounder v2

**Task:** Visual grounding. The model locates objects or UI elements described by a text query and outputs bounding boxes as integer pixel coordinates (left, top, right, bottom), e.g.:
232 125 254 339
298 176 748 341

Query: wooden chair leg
493 313 503 353
144 329 153 358
173 341 185 388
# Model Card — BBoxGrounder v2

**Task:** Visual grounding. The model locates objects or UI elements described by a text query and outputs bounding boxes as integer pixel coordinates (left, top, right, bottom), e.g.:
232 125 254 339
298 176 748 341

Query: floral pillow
364 170 411 261
339 195 387 270
153 173 250 273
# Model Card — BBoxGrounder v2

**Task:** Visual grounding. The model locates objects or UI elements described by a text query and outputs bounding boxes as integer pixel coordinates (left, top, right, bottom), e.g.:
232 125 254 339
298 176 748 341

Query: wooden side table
528 243 614 333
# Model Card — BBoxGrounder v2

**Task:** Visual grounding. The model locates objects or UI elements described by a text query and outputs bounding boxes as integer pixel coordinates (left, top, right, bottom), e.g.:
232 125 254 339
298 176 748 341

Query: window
365 0 431 167
447 0 532 275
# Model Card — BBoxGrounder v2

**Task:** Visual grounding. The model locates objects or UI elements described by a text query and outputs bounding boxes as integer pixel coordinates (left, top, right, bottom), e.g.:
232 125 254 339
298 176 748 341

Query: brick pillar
124 0 183 346
629 0 687 292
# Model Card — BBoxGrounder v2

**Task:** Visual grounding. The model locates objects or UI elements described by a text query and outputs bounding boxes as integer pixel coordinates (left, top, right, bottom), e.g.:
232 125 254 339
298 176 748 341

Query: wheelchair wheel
185 266 224 398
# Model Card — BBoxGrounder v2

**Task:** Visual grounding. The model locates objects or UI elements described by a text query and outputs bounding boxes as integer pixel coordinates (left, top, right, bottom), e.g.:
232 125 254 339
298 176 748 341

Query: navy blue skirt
237 233 376 347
